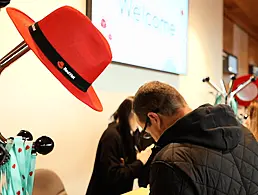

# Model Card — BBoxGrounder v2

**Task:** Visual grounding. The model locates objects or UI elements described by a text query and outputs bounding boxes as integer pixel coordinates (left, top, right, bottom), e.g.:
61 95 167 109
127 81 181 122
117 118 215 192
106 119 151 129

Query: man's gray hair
133 81 187 123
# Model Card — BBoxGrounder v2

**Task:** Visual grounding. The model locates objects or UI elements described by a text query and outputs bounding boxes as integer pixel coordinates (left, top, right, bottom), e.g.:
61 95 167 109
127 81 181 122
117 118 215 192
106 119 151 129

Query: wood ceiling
224 0 258 40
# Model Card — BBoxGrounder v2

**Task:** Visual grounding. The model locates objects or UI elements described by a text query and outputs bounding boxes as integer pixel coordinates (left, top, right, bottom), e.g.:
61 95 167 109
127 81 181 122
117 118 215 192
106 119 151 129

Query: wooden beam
224 0 258 41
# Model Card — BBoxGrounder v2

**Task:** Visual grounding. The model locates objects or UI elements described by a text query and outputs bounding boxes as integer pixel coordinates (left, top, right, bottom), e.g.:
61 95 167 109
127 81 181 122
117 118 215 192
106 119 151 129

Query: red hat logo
57 61 64 69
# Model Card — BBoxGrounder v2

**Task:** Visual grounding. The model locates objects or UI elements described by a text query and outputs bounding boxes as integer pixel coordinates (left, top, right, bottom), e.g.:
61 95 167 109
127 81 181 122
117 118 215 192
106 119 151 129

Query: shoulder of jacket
152 143 197 164
100 123 120 141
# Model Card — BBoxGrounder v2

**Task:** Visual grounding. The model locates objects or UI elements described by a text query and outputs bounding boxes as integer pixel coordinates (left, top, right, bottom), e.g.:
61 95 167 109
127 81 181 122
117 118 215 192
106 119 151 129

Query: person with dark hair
86 96 153 195
133 81 258 195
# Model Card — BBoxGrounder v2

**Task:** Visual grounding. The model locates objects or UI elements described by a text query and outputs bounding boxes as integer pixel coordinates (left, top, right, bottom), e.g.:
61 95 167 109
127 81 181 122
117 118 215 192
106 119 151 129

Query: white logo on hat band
63 67 76 80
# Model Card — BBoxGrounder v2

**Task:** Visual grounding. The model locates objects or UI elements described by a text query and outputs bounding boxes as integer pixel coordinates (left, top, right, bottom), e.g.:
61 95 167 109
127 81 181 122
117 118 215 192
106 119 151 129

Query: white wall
179 0 223 108
0 0 222 194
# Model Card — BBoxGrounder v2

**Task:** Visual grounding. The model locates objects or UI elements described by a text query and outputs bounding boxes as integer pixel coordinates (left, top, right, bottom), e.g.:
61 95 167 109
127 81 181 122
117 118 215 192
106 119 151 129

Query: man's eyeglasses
141 108 159 139
142 117 152 139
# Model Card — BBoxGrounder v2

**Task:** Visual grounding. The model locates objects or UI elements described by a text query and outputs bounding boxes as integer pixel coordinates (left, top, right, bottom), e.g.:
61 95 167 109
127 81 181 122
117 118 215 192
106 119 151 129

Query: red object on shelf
232 74 258 107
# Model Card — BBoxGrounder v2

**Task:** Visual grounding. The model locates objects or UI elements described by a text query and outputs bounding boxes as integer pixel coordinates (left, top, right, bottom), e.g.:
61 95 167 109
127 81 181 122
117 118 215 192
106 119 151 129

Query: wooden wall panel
223 16 253 78
248 37 258 66
223 17 234 54
233 25 249 75
223 0 258 83
224 0 258 41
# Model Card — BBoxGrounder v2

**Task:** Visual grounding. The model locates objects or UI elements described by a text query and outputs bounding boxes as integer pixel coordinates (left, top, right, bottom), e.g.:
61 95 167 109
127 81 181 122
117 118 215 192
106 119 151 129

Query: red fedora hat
232 74 258 107
6 6 112 111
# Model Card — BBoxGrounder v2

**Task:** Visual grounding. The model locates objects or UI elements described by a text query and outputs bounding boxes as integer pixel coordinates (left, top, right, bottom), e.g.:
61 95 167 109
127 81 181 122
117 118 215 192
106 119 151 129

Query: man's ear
147 112 160 125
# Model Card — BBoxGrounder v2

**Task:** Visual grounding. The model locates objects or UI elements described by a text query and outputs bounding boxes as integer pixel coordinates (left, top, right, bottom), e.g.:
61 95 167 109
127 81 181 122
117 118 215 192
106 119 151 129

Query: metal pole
0 41 30 74
202 77 224 96
226 74 236 105
0 133 7 143
0 41 30 142
220 79 227 95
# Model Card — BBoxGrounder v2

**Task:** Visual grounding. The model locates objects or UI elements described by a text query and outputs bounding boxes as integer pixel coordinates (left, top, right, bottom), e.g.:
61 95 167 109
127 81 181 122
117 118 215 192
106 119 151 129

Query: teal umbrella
215 94 238 115
214 94 246 123
0 132 54 195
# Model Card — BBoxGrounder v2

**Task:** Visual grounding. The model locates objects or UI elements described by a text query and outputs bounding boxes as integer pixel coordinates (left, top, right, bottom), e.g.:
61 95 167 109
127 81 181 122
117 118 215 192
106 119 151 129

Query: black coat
149 104 258 195
86 122 143 195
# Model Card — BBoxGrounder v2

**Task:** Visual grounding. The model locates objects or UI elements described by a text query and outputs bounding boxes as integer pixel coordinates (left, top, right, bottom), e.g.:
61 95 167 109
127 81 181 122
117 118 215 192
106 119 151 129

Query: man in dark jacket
133 81 258 195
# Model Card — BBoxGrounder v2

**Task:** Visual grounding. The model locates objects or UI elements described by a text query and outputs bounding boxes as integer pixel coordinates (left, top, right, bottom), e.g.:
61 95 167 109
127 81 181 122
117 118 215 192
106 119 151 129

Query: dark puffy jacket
149 104 258 195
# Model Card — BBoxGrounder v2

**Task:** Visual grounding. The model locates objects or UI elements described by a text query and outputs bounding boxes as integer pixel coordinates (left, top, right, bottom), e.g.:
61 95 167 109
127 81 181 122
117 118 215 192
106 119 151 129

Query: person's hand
120 158 125 165
136 144 154 165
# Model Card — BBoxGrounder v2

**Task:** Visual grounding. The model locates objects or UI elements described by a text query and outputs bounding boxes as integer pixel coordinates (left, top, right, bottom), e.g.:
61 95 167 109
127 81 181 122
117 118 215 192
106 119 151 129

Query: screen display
228 55 238 74
89 0 189 74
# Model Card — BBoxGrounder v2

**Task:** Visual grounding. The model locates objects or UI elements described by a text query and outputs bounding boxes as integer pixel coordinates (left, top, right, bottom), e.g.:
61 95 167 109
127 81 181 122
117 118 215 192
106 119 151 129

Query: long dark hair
112 96 136 162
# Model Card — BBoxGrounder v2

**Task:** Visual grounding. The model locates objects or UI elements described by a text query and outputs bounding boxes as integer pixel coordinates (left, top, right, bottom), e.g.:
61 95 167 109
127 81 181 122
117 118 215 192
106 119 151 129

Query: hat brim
6 7 103 111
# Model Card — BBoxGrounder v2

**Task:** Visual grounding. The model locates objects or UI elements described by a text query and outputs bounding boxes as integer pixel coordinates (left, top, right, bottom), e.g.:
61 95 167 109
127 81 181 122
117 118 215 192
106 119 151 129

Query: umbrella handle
0 0 10 9
16 130 54 155
32 136 54 155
